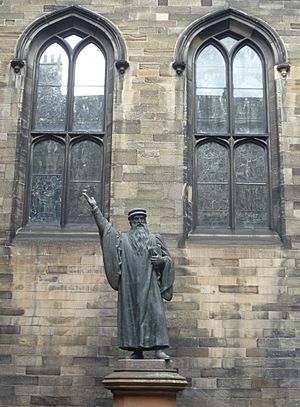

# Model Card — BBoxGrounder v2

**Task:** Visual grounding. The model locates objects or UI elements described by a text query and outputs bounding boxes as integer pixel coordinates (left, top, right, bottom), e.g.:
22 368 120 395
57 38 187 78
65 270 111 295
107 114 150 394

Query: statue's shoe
130 350 144 359
155 349 170 360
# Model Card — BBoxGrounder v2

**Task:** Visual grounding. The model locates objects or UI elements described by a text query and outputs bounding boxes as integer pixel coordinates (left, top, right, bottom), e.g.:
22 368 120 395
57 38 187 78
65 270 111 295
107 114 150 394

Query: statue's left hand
151 255 165 269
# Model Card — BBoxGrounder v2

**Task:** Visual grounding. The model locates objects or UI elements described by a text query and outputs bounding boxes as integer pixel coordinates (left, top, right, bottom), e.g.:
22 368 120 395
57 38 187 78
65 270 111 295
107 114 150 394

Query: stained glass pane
196 45 227 133
196 184 229 226
68 141 103 223
235 143 268 228
73 44 105 131
235 143 267 183
236 185 268 227
233 46 265 134
196 142 228 182
196 143 229 227
34 43 68 131
29 140 64 224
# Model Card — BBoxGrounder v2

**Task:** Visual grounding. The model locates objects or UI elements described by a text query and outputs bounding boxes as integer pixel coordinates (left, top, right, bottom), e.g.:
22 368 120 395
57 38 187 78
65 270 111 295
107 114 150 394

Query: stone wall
0 1 300 406
2 240 300 406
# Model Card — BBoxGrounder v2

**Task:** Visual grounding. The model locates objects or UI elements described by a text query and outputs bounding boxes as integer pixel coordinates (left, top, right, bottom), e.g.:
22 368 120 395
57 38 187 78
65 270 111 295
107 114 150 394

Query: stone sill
187 229 282 246
13 225 99 241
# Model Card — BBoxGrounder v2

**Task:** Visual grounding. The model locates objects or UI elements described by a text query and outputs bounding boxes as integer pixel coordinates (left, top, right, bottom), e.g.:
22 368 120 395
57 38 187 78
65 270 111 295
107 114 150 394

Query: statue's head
128 208 147 229
128 209 150 254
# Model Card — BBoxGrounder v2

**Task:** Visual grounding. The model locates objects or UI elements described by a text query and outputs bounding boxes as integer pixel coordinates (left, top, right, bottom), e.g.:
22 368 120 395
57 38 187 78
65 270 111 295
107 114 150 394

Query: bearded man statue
83 192 174 360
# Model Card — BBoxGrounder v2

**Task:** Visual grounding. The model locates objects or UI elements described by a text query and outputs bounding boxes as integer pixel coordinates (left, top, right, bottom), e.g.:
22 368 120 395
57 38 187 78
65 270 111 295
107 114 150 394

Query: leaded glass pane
235 143 267 183
233 46 265 134
236 185 268 227
196 184 229 226
235 143 268 228
196 143 229 227
64 35 82 48
196 45 227 133
34 43 68 131
196 142 228 182
68 140 103 223
29 140 64 224
73 44 105 131
219 36 238 51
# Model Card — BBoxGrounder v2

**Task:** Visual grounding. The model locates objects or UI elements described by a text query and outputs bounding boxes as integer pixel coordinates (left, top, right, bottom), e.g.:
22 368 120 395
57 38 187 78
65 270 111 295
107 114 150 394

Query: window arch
11 6 128 232
174 8 288 236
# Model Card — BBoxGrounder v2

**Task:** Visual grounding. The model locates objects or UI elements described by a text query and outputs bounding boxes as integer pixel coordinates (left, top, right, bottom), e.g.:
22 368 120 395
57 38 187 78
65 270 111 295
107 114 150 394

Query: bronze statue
83 192 174 360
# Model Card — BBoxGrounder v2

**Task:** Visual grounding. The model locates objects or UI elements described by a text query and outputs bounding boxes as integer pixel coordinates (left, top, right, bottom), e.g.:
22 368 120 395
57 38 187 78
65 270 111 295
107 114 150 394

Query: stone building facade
0 1 300 406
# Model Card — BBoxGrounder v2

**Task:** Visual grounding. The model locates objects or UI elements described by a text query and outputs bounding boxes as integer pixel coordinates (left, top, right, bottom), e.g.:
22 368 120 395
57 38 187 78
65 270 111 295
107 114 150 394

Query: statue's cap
127 208 147 220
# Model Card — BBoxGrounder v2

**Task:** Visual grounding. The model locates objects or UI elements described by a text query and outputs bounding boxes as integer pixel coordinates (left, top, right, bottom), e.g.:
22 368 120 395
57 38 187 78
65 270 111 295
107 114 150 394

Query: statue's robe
92 207 174 350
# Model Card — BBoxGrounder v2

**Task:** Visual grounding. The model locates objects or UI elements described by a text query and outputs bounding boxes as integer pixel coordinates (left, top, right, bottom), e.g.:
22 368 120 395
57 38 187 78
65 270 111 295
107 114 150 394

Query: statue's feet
130 349 144 359
155 349 170 360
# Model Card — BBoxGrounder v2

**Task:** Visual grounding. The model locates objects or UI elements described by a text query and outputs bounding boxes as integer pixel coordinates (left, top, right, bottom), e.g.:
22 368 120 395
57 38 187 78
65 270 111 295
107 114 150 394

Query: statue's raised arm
82 191 107 236
82 190 121 291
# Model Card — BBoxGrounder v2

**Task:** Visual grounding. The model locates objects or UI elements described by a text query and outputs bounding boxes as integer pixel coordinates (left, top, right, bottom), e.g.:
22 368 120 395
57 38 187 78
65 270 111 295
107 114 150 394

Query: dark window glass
34 43 68 131
29 34 107 226
68 141 103 224
30 140 64 224
193 36 269 231
233 46 265 134
196 45 227 133
235 143 268 227
196 142 229 227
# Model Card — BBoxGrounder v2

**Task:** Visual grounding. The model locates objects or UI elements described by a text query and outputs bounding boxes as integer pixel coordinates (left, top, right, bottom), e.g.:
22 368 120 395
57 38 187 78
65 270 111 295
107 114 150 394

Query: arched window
11 6 128 232
29 36 105 225
173 9 288 236
195 39 269 230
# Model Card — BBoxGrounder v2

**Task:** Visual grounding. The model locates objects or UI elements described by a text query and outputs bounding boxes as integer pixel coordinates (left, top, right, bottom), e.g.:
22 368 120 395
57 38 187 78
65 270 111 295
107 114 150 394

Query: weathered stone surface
30 396 69 405
0 2 300 407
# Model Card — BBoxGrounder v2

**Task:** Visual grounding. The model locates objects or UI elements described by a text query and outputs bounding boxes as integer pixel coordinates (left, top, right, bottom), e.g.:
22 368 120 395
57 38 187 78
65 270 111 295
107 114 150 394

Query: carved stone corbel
10 59 25 73
115 60 129 74
277 63 290 78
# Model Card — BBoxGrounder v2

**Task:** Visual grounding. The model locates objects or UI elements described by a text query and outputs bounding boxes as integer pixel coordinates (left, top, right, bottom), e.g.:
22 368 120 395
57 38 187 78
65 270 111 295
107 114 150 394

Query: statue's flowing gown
93 208 174 350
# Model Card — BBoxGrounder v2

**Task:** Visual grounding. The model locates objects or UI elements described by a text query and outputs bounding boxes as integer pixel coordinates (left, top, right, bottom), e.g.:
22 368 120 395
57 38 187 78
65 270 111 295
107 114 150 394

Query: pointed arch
14 5 128 73
173 7 288 74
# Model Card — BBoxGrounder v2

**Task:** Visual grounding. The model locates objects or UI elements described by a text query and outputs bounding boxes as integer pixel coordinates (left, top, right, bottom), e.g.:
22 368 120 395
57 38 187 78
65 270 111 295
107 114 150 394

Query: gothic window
194 36 270 230
29 35 105 225
11 6 128 235
173 9 287 237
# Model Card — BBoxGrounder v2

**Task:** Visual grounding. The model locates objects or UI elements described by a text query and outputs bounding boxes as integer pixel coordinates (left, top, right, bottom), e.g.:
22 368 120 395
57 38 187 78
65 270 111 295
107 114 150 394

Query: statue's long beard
128 225 151 256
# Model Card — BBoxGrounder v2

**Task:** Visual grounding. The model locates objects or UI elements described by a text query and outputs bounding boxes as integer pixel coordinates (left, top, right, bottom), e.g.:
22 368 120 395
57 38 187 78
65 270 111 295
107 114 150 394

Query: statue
83 192 175 360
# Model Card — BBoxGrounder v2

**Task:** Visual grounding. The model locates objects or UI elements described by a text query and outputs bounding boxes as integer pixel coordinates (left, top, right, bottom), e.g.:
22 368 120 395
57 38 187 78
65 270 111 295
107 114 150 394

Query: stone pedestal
103 359 187 407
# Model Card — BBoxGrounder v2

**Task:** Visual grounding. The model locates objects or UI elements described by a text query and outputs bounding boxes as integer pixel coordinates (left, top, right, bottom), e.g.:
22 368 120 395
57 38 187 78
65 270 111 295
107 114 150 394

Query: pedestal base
103 359 187 407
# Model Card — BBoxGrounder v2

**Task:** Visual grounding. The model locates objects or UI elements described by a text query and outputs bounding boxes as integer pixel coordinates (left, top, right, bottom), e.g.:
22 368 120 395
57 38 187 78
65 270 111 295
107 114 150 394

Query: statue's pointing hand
82 191 97 209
